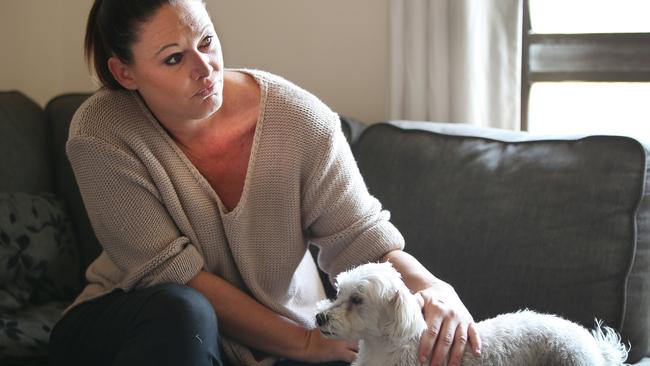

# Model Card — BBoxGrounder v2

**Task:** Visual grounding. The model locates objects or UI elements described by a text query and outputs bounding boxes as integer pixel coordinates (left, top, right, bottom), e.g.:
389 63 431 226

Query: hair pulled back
84 0 176 89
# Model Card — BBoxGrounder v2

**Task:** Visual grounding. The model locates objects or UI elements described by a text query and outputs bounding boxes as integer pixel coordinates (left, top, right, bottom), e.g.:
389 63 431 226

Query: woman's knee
116 283 223 364
140 283 218 332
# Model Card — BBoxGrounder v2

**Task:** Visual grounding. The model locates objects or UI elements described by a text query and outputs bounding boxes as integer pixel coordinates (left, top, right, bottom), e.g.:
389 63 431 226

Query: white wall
0 1 95 106
0 0 390 123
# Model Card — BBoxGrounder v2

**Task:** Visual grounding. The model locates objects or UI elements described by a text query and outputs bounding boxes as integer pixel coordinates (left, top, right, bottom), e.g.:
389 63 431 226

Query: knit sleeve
66 135 204 291
303 112 405 279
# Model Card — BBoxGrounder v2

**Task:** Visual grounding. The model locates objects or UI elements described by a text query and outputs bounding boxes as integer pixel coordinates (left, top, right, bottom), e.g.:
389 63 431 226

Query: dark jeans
49 283 223 366
49 283 349 366
276 362 349 366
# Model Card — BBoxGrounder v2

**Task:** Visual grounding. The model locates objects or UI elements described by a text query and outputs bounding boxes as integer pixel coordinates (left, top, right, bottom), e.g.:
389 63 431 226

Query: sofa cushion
0 192 80 310
354 121 649 362
0 301 68 361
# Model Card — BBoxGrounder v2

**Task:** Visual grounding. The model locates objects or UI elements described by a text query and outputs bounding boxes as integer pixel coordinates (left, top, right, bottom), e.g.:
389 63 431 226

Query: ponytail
85 0 120 89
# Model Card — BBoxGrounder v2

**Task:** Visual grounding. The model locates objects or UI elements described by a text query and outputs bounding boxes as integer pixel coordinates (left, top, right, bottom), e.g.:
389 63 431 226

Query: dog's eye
350 295 363 305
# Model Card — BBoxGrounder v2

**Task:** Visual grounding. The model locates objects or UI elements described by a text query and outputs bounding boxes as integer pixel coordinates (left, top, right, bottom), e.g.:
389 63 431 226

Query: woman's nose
190 51 213 80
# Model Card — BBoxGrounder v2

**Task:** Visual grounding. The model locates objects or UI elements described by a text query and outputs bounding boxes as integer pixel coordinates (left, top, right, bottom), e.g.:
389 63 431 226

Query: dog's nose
316 312 328 326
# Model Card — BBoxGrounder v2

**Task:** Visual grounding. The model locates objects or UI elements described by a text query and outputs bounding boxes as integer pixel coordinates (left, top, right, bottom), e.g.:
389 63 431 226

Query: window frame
520 0 650 130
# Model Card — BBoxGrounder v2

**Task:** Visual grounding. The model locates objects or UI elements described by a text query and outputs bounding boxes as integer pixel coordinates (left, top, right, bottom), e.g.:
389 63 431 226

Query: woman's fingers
428 317 458 366
339 340 359 363
416 288 480 366
419 319 443 363
468 323 482 356
416 293 445 363
345 340 360 352
342 349 358 363
444 322 469 366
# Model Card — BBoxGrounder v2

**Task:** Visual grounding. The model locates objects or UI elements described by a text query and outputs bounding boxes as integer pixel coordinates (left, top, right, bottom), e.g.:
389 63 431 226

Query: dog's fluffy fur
316 262 629 366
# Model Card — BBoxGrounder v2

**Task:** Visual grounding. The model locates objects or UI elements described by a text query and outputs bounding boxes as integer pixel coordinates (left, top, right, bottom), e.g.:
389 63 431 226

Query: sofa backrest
0 91 54 193
353 121 650 362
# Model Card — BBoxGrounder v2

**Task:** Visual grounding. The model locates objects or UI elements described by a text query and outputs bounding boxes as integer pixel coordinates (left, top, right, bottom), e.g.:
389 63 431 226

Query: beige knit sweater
66 69 404 365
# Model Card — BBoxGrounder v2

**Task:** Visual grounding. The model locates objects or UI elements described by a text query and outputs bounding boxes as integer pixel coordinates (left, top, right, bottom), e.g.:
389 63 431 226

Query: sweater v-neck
135 69 267 218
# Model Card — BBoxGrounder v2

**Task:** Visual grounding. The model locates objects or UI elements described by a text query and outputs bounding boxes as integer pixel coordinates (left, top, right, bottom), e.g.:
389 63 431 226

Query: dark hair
84 0 175 89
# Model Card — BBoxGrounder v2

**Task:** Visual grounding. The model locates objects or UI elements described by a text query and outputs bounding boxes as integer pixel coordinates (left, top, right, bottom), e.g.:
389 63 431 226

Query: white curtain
389 0 522 130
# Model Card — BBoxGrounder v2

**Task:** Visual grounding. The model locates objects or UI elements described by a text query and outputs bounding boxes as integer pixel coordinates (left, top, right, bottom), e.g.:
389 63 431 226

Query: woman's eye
200 35 213 49
164 53 183 66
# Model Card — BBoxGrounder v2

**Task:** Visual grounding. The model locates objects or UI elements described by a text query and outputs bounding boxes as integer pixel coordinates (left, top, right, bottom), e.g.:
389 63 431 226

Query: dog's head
315 262 423 342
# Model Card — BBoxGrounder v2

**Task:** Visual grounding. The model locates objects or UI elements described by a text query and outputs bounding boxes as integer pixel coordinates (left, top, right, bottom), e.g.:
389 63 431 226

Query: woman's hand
297 329 358 363
414 284 481 366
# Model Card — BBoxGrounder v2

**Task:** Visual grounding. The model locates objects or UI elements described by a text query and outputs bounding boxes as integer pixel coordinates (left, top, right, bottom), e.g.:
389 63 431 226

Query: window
522 0 650 143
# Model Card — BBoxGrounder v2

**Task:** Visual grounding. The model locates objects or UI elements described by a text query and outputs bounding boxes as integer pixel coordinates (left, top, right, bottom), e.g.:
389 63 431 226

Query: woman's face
112 0 224 126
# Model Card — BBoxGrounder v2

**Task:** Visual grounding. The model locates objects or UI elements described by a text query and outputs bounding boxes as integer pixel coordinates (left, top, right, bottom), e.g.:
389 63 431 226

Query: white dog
315 262 629 366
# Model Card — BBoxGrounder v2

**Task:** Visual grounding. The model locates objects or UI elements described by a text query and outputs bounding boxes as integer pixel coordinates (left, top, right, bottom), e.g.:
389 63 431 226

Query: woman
49 0 481 365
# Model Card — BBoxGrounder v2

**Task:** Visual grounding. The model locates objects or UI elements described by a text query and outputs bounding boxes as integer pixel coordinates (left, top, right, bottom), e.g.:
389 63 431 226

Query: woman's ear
107 56 137 90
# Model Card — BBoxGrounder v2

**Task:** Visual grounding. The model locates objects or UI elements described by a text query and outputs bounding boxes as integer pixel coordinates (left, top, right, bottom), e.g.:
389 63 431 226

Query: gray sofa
1 90 649 365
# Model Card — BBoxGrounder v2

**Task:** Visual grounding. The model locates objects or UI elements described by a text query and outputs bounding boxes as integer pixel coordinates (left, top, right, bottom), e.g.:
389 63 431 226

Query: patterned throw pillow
0 192 80 311
0 301 69 360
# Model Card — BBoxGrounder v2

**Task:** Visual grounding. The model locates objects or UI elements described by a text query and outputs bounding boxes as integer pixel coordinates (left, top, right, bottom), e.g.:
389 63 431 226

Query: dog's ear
383 289 421 339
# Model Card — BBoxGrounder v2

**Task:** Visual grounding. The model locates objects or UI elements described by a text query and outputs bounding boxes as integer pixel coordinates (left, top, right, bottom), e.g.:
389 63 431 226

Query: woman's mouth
194 82 216 98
